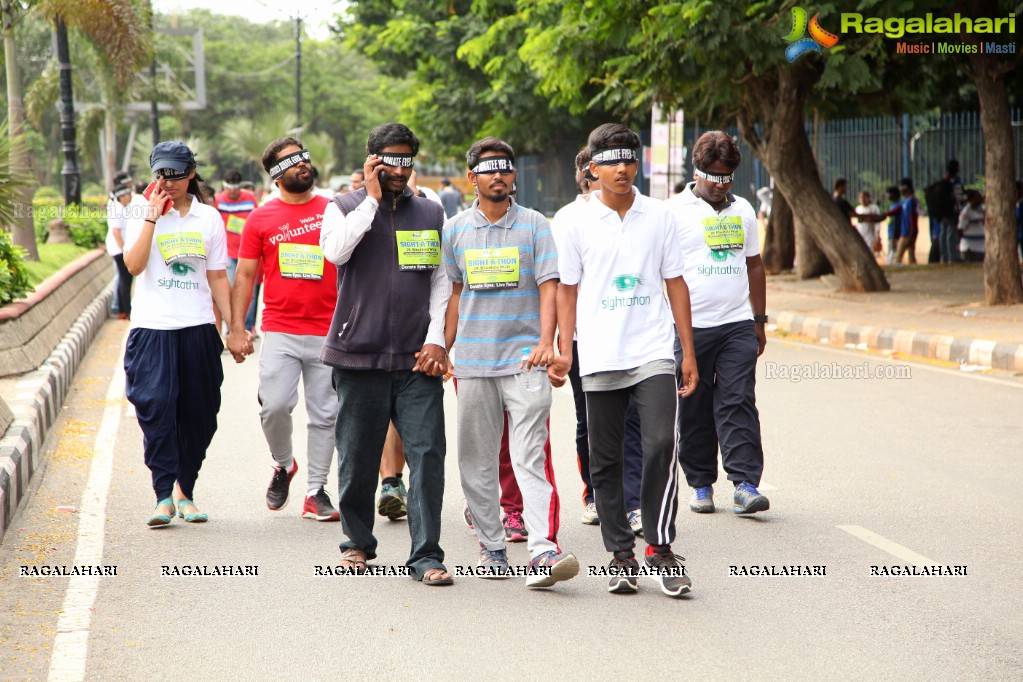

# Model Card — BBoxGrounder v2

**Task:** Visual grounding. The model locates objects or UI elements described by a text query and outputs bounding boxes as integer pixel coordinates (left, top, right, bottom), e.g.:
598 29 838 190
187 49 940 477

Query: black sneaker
302 487 340 521
266 461 297 511
644 545 692 598
607 550 639 594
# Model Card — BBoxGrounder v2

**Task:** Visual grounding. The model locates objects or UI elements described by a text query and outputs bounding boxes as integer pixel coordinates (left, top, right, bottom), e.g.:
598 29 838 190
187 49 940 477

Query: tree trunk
739 66 887 292
762 186 794 274
795 214 833 279
970 57 1023 305
2 5 39 261
103 105 117 192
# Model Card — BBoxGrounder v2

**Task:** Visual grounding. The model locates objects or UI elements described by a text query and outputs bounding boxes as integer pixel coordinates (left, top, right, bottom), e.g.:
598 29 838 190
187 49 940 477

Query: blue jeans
940 218 961 263
225 257 260 331
333 368 446 579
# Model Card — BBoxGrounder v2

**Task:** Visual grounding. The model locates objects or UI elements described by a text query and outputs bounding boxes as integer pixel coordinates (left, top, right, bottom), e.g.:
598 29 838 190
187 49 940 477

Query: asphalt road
1 321 1021 681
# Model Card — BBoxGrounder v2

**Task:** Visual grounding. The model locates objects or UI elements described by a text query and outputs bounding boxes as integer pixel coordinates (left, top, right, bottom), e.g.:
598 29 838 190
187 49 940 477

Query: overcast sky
152 0 344 39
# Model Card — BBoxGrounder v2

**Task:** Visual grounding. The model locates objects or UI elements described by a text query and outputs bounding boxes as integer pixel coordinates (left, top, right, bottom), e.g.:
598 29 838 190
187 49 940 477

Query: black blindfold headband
268 150 311 180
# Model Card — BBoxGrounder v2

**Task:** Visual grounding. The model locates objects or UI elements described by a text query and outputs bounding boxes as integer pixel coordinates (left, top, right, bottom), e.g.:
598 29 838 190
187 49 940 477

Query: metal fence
676 108 1023 211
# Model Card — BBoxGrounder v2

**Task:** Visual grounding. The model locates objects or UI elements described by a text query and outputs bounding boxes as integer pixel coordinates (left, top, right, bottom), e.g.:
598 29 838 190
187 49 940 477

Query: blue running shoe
733 481 770 514
689 486 715 513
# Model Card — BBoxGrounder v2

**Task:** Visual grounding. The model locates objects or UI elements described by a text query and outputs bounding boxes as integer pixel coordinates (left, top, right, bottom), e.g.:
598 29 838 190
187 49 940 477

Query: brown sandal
339 548 368 574
422 567 453 586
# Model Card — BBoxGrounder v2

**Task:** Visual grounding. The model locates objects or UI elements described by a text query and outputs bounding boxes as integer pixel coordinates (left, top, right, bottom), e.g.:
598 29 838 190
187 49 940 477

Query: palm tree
221 109 298 189
2 0 149 260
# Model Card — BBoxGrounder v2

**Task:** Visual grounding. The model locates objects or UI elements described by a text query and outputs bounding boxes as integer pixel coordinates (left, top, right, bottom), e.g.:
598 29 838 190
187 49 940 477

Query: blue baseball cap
150 141 196 173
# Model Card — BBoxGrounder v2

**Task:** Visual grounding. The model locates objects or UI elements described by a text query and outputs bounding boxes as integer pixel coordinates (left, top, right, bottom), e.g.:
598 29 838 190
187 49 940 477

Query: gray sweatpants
457 373 560 559
258 331 337 490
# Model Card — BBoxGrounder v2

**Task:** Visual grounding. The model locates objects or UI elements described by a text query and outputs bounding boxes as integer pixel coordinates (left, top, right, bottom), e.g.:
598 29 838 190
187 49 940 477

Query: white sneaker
580 502 599 525
627 508 643 536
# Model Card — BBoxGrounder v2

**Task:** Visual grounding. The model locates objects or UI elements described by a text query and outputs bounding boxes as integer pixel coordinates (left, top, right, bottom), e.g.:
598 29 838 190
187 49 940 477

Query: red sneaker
302 487 340 522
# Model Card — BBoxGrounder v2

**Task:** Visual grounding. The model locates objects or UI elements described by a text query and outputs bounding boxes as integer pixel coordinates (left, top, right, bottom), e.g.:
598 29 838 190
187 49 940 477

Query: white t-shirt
555 187 685 376
668 184 759 329
855 203 881 245
104 199 126 256
124 195 228 331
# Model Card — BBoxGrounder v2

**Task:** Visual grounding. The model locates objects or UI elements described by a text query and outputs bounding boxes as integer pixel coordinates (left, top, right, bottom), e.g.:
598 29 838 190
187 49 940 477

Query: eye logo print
170 262 196 277
612 274 643 292
783 7 839 62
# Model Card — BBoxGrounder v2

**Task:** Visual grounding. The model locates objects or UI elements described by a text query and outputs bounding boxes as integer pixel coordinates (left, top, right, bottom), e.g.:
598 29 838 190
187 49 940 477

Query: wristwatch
753 314 768 324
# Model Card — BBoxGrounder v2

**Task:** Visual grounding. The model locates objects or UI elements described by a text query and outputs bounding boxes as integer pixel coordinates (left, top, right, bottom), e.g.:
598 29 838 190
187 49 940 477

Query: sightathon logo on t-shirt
158 261 200 290
698 248 743 276
602 273 651 311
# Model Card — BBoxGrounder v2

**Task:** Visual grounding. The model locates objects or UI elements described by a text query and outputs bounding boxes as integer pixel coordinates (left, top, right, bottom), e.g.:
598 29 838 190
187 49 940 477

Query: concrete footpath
768 263 1023 373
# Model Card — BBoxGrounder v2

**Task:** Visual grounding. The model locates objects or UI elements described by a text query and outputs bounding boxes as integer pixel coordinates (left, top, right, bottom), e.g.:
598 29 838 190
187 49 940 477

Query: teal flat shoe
175 499 208 523
146 497 175 527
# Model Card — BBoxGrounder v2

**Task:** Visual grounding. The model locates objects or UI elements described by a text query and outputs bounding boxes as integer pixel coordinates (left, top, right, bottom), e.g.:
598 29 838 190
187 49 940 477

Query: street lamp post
53 15 81 205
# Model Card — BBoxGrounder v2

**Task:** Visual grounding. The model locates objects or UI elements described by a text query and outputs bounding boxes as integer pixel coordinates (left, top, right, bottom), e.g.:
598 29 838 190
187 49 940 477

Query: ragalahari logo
784 7 840 62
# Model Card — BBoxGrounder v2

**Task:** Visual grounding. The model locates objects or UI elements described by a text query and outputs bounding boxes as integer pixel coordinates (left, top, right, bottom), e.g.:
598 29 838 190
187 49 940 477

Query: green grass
23 243 93 287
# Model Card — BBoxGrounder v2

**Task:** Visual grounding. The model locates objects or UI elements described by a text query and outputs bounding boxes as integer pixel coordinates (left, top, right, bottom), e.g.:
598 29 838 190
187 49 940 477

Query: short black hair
899 177 914 192
833 178 848 191
673 180 686 194
366 123 420 156
587 123 640 156
574 145 591 172
113 171 132 186
224 169 243 184
466 136 515 171
262 136 304 173
885 186 900 201
947 159 960 175
692 131 741 172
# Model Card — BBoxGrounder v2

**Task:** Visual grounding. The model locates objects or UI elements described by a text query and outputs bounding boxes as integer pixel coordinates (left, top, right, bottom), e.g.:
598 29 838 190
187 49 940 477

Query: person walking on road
319 123 453 585
443 136 578 588
215 170 260 333
438 177 464 218
668 131 771 517
549 123 699 598
550 145 646 532
122 141 232 527
106 171 135 320
226 137 341 522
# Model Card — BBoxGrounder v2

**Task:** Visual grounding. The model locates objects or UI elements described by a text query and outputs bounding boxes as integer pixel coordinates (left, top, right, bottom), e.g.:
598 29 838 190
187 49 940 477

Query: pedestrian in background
106 170 135 320
122 141 231 527
957 189 985 262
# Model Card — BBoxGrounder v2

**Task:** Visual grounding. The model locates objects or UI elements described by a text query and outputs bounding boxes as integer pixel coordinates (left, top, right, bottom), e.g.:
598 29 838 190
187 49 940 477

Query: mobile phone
378 169 386 184
143 181 172 216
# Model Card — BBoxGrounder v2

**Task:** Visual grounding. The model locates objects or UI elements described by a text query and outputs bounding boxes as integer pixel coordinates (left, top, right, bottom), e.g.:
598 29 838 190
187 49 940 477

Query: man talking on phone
319 123 453 585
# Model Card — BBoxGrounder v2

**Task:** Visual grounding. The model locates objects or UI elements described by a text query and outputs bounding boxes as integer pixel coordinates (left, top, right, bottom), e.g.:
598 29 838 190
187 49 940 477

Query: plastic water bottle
520 347 541 392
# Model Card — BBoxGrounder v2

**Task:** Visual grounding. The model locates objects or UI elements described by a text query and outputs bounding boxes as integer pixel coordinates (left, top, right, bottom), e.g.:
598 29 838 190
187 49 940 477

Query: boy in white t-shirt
105 171 135 318
550 123 698 598
855 190 881 254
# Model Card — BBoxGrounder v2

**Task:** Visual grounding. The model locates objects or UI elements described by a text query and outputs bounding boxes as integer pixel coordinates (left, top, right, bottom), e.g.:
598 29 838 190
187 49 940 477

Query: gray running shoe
644 546 692 598
477 545 510 579
580 502 599 525
526 550 579 588
733 482 770 514
689 486 715 513
607 551 639 594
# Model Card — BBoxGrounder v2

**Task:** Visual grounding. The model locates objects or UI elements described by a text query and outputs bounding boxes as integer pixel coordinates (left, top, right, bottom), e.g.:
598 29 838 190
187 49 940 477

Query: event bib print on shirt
464 246 520 290
396 230 441 270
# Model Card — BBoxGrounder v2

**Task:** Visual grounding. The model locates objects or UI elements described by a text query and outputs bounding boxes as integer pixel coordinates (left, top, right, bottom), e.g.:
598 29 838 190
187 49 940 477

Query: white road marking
837 525 936 565
47 338 126 682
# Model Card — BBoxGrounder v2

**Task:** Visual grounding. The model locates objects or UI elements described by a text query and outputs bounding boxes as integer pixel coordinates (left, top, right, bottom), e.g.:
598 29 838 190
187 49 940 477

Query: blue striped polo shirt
442 199 559 378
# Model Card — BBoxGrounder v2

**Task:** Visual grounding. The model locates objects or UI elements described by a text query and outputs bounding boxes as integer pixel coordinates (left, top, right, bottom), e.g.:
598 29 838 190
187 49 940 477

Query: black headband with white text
268 150 311 179
110 186 132 199
470 156 515 174
591 147 639 165
379 153 415 168
693 167 735 184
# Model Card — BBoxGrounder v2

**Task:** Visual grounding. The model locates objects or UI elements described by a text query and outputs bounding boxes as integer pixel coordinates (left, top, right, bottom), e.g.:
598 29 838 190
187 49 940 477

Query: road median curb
774 310 1023 372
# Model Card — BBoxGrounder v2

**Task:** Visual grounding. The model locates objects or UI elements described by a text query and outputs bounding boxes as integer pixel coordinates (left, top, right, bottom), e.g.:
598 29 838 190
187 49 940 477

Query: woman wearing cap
123 141 234 527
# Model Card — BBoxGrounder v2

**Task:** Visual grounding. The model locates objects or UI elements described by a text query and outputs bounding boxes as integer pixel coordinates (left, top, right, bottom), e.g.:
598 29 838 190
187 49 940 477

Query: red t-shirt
238 195 337 336
215 189 258 258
